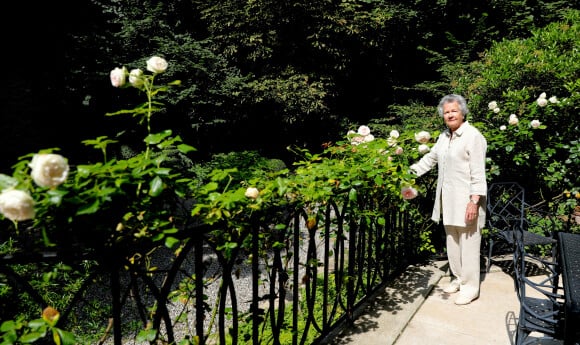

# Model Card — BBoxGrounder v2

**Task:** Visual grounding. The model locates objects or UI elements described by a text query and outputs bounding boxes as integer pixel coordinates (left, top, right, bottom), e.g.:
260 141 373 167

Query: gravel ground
88 223 333 345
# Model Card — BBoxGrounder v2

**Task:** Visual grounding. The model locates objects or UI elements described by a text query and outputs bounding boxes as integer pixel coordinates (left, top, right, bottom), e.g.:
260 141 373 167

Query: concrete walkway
329 257 563 345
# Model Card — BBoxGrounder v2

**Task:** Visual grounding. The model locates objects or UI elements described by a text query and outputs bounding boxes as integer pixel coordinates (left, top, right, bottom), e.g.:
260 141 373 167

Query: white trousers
445 223 481 297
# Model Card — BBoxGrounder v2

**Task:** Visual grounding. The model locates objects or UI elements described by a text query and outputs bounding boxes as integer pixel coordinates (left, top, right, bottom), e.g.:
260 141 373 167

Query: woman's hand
465 202 479 224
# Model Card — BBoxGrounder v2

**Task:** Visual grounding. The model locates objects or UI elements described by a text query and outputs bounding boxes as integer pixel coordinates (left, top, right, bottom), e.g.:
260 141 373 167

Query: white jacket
411 121 487 227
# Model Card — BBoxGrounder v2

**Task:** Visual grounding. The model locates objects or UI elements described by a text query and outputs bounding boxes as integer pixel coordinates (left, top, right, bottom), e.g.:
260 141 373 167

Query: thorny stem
136 75 155 196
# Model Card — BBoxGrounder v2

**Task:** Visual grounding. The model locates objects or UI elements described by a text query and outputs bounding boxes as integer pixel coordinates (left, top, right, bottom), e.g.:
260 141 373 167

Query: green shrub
449 10 579 205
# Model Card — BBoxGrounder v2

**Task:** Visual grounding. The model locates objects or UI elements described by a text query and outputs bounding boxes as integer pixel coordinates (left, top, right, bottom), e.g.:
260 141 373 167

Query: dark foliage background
1 0 578 172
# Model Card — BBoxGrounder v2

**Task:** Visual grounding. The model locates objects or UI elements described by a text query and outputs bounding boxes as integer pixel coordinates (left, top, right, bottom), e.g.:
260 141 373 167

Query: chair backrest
487 182 526 239
487 184 565 342
512 220 565 341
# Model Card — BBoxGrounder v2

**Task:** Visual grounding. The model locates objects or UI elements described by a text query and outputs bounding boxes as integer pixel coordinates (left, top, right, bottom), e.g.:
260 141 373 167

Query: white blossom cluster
110 56 168 88
490 92 557 130
347 125 375 146
0 154 69 222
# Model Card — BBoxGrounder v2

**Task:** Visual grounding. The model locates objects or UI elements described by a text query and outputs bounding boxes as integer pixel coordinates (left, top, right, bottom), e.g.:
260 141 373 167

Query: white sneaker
443 280 460 294
454 292 479 305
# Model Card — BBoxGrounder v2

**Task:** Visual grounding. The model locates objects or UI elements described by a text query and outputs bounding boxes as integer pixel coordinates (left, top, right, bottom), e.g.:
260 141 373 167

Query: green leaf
149 176 164 196
163 227 179 234
144 130 172 145
105 108 138 117
2 329 18 342
154 168 171 176
47 189 66 205
20 332 44 343
165 236 180 248
377 217 386 226
76 200 100 215
27 320 46 329
0 174 19 190
177 143 197 153
136 329 157 342
348 188 358 202
0 320 16 332
200 182 219 194
76 164 94 177
53 330 61 345
55 328 77 345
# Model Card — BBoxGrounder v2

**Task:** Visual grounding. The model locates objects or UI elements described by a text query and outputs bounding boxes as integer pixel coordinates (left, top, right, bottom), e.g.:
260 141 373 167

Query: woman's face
443 101 464 132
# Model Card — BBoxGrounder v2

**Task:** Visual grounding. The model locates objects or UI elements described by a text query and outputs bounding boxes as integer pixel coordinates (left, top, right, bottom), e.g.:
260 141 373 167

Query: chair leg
515 304 527 345
515 328 525 345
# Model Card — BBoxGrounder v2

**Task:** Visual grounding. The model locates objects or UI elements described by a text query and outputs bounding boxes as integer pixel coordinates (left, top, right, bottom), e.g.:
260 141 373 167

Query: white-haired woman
410 94 487 305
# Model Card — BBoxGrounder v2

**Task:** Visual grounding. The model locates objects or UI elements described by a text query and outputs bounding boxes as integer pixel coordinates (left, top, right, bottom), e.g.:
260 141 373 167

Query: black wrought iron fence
0 192 423 345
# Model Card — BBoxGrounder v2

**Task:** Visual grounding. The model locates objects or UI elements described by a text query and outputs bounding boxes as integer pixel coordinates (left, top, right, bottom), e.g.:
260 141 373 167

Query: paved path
329 257 563 345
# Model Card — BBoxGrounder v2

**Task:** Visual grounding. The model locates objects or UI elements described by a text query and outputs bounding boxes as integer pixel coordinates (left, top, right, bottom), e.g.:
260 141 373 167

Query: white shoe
454 293 479 305
443 280 460 294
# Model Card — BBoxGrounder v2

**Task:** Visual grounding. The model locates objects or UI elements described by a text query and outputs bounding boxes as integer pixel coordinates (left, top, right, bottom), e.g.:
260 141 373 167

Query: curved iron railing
0 192 424 345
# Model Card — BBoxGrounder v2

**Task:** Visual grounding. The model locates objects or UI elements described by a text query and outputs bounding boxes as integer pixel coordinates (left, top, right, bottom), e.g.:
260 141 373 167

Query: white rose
386 137 397 147
394 147 404 155
146 56 168 74
539 92 547 99
351 136 365 146
389 130 400 138
549 96 559 104
493 107 500 113
510 113 517 119
508 116 519 126
418 144 430 155
129 69 144 87
537 98 548 107
363 134 375 142
110 67 127 87
488 101 498 110
357 125 371 136
347 130 356 136
29 154 69 188
530 119 541 129
245 187 259 199
0 189 35 221
414 131 431 144
500 125 507 131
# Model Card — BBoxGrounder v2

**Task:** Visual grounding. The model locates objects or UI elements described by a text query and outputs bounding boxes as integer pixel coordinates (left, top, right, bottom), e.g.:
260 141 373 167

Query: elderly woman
410 94 487 305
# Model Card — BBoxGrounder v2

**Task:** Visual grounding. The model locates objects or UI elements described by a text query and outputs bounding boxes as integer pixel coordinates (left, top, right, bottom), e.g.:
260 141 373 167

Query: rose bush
445 11 580 218
320 124 432 207
0 57 439 344
0 56 194 253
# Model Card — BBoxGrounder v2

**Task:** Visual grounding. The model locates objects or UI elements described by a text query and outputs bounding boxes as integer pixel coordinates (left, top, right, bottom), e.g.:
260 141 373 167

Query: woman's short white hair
437 94 469 120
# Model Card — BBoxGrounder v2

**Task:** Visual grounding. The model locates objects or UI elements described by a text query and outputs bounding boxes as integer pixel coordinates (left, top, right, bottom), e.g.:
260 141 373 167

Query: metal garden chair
485 182 557 272
512 219 565 344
